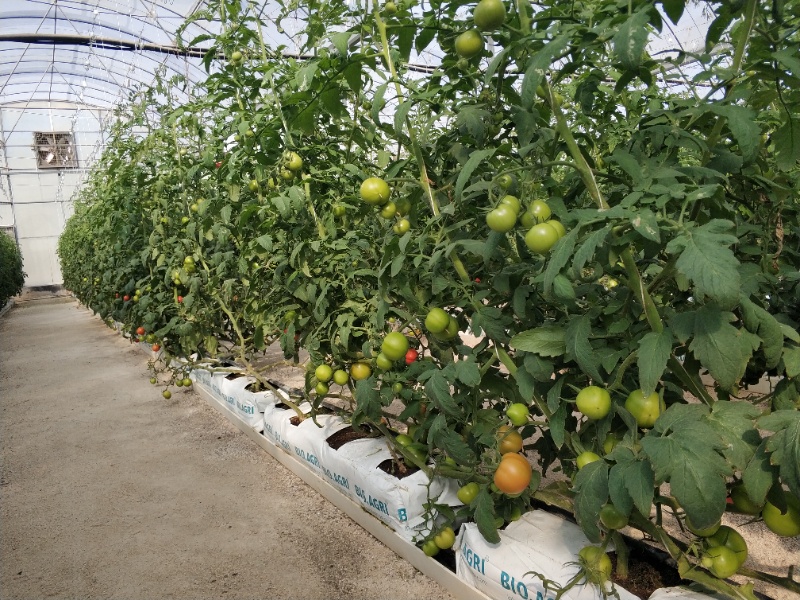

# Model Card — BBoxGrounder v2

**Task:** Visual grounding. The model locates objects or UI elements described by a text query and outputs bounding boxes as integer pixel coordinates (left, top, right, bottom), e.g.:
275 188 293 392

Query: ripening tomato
360 177 391 205
405 348 419 365
136 326 146 336
497 426 523 454
350 362 372 381
493 452 532 495
152 343 161 352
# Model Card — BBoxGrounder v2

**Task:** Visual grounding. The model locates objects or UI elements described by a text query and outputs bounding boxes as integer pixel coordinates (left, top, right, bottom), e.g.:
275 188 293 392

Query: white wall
0 102 108 287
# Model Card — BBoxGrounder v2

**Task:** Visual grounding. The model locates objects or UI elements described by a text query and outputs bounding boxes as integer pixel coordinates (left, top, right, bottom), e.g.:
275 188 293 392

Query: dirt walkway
0 299 454 600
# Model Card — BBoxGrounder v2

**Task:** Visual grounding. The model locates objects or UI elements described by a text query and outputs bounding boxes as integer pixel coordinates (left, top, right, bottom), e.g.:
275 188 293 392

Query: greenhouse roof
0 0 222 110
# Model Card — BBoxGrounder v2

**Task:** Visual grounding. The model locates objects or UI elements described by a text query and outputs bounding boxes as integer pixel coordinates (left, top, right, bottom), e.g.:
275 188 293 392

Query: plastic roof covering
0 0 226 110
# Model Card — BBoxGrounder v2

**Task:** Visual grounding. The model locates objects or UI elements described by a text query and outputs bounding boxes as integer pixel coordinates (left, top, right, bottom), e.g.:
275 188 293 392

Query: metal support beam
0 33 213 58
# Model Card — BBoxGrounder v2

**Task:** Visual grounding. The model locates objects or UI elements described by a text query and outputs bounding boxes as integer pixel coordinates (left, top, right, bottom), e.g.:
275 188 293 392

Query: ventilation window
34 132 77 169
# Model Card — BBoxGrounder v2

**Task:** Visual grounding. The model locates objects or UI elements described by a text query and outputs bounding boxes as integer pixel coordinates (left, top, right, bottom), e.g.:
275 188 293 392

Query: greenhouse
1 1 799 599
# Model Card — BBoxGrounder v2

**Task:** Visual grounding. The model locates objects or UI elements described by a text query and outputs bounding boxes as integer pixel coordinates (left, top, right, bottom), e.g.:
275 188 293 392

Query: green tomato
425 308 450 334
707 525 748 566
162 390 172 400
381 332 410 361
506 403 530 427
284 151 303 171
486 205 517 233
395 433 414 447
360 177 391 205
315 364 333 383
686 516 721 538
625 389 664 428
527 200 551 223
394 197 411 216
525 222 560 254
497 174 513 189
729 483 763 515
701 546 740 579
548 219 566 238
455 29 484 59
599 504 629 530
315 381 329 396
575 386 611 420
380 201 397 219
392 382 404 394
602 433 621 455
333 204 346 217
248 179 259 192
473 0 506 31
393 218 410 234
434 527 456 550
421 539 440 557
332 369 349 386
434 318 459 341
576 451 602 470
457 482 480 505
376 352 394 371
578 546 612 584
182 378 192 387
498 195 521 213
762 493 800 537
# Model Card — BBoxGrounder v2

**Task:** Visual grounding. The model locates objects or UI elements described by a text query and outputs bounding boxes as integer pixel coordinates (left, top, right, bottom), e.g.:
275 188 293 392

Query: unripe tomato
493 452 532 495
162 389 172 399
434 527 456 550
380 201 397 219
707 525 748 566
486 205 517 232
150 377 158 385
575 386 611 420
498 195 521 213
701 546 740 579
455 29 484 59
248 179 259 192
394 196 411 216
332 369 349 386
729 483 763 515
603 433 621 455
548 219 566 238
625 389 664 428
315 364 333 383
497 426 523 454
315 382 329 396
578 546 612 584
350 362 372 381
425 308 450 333
182 378 192 387
525 222 560 254
360 177 391 205
280 168 294 181
473 0 506 31
527 200 552 223
457 482 480 505
230 50 243 63
762 493 800 537
422 539 440 557
393 218 410 234
384 1 397 14
284 151 303 171
392 382 404 394
576 451 602 470
497 173 513 189
686 516 721 538
333 204 346 217
176 378 184 387
599 504 629 530
506 403 529 426
405 348 419 365
434 318 459 341
381 331 410 361
376 352 394 371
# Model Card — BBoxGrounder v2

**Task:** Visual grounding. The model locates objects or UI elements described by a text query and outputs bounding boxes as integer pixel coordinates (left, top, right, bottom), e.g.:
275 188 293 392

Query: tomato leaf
742 439 780 506
454 148 495 203
509 326 566 357
354 377 382 422
572 225 611 273
608 448 655 517
573 460 609 543
474 487 500 544
424 369 461 417
631 209 660 243
689 304 759 391
659 0 686 24
773 116 800 172
706 400 761 471
520 33 571 108
612 10 651 71
665 220 740 308
758 410 800 499
739 295 784 370
454 358 481 387
543 226 578 295
707 105 761 164
641 404 731 529
637 328 673 397
565 314 602 382
783 347 800 379
431 425 477 467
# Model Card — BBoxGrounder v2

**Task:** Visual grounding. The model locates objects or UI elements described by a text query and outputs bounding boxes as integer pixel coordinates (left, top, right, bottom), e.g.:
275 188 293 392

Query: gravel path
0 298 454 600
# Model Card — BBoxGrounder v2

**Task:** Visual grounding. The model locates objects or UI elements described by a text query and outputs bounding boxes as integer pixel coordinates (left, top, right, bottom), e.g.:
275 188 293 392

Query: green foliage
0 232 24 306
58 0 800 596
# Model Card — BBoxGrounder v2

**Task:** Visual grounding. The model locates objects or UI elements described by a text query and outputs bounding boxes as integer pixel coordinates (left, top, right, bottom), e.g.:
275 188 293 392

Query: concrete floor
0 298 454 600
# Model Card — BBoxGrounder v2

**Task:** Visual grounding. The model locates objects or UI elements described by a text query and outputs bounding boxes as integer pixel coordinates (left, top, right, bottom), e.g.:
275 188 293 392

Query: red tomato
405 348 419 365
